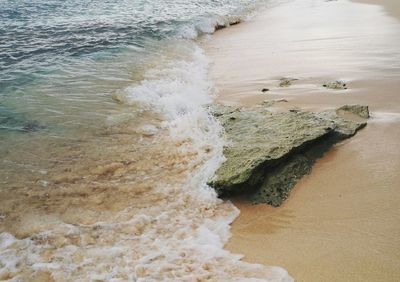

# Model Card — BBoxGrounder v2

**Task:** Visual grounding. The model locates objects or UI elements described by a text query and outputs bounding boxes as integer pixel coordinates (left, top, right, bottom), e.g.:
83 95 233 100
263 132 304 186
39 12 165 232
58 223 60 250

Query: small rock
215 24 227 31
337 105 370 119
261 88 269 93
229 19 241 26
215 19 242 31
323 80 347 90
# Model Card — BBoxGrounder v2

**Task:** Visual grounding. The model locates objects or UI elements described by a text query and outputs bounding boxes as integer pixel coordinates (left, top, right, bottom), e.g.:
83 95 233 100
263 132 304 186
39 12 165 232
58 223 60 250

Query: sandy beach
205 0 400 281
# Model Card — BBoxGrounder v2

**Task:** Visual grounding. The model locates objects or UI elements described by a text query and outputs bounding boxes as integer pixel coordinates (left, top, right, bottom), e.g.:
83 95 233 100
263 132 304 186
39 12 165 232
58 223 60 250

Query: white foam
113 46 212 121
177 15 243 40
370 112 400 123
0 44 293 281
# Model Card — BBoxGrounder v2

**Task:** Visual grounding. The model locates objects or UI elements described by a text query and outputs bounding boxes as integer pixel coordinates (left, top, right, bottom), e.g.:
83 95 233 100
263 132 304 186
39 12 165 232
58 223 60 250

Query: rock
208 104 367 206
316 110 367 138
208 104 240 117
261 88 269 93
251 155 312 206
323 80 347 90
229 19 241 26
214 24 227 31
337 104 369 119
215 19 242 31
279 77 298 87
208 106 334 193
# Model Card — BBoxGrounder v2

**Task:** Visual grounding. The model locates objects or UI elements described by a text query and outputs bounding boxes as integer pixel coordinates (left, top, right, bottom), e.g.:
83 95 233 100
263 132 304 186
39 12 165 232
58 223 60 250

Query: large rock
208 104 367 206
336 104 370 119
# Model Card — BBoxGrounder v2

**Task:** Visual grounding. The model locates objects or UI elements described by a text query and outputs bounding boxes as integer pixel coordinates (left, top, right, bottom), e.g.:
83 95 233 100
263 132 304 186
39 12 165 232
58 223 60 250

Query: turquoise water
0 0 264 133
0 0 270 185
0 1 294 281
0 0 273 187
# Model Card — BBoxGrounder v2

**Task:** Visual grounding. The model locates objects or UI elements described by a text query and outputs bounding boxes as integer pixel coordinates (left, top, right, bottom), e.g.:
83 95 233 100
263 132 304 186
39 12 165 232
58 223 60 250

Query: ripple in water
0 0 293 280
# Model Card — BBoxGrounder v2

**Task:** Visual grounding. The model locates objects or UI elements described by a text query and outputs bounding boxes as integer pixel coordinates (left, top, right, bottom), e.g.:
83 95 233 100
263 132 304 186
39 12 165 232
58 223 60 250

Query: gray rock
323 80 347 90
208 105 367 206
316 110 366 138
251 155 312 206
337 104 370 119
215 18 242 31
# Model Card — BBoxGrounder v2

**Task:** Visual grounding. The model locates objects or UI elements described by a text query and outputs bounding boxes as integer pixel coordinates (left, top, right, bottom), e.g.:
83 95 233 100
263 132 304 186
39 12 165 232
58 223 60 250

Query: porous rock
208 104 367 206
323 80 347 90
337 104 369 119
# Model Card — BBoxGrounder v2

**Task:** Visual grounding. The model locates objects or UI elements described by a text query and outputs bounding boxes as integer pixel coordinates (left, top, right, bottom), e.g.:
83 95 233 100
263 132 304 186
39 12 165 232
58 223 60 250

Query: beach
1 1 296 280
1 0 399 280
205 0 400 281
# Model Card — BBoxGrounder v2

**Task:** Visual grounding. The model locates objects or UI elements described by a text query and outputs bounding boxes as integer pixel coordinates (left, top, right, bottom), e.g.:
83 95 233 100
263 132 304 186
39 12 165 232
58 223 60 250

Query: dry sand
204 0 400 281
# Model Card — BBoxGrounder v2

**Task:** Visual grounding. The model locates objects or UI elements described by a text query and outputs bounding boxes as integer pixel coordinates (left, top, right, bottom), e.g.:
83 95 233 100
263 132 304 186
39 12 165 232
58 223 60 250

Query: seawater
0 0 292 281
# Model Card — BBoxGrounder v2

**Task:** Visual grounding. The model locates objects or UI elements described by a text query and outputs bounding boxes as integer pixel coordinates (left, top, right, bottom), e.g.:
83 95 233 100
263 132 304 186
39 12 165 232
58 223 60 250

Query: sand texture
204 0 400 281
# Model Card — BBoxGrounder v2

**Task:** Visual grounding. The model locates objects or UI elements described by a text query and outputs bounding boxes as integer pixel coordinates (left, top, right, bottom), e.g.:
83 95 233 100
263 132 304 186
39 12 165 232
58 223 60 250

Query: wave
0 41 292 281
0 0 293 280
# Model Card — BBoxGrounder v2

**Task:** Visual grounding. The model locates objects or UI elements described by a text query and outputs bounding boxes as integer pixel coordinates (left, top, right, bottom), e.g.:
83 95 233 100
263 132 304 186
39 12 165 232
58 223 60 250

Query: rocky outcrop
337 104 370 119
208 104 367 206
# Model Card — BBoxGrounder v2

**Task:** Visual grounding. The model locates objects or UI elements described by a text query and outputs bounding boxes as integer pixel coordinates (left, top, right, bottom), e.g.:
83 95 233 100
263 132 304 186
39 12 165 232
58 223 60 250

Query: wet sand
205 0 400 281
353 0 400 19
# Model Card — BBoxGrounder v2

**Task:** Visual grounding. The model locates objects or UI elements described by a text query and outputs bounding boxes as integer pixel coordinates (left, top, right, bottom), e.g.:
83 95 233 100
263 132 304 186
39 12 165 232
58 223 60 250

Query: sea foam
0 45 292 281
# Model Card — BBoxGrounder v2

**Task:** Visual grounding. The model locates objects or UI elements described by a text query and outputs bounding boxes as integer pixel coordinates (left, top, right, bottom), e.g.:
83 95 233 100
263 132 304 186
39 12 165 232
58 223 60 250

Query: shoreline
205 0 400 281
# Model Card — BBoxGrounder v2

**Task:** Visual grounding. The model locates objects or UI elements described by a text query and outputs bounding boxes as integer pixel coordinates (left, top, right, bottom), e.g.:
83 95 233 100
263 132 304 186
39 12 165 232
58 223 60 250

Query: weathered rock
316 110 366 138
251 155 312 206
208 105 367 206
215 19 242 31
323 80 347 90
337 104 369 119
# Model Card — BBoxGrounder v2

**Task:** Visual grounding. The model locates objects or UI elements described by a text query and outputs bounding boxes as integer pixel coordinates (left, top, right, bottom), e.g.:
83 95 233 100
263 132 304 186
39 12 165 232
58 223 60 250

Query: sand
353 0 400 19
204 0 400 281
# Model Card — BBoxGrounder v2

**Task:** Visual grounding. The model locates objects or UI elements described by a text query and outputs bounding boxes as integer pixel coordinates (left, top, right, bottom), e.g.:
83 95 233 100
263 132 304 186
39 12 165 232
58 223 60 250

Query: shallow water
0 0 293 280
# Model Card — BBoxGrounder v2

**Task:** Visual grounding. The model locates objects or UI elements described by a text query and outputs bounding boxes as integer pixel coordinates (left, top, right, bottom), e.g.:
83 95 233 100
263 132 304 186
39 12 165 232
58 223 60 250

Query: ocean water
0 0 293 281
